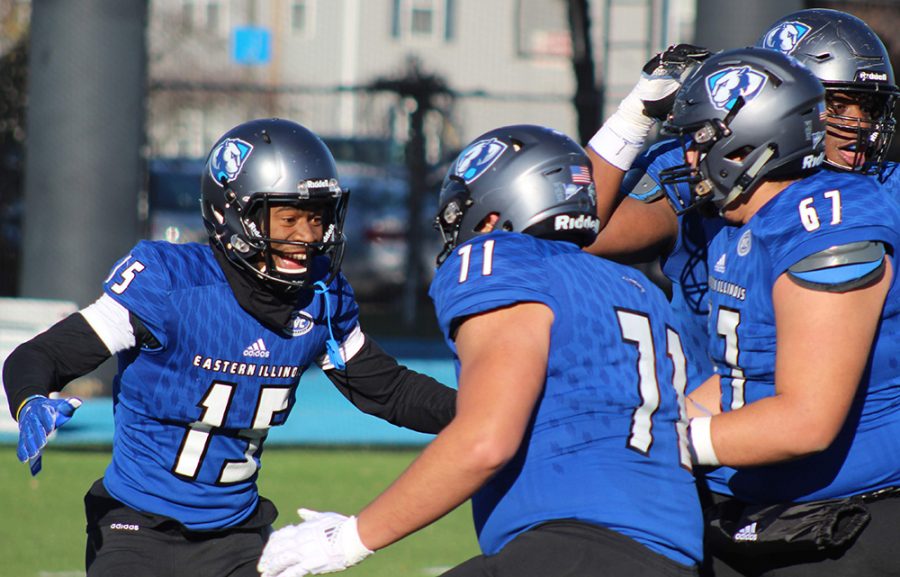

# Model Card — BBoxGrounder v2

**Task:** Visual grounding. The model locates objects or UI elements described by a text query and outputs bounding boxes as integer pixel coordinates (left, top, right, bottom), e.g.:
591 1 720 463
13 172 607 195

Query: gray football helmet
660 48 826 212
434 124 598 265
756 9 899 173
200 118 348 290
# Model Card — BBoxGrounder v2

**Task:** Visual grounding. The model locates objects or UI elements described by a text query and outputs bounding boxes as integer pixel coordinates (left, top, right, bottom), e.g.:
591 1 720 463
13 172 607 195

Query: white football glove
589 44 711 170
258 508 374 577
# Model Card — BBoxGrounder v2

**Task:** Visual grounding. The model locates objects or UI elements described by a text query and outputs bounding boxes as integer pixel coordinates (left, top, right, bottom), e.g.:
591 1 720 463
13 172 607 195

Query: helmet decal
563 184 582 201
707 66 767 111
454 138 508 183
761 21 812 54
569 165 592 185
209 138 254 187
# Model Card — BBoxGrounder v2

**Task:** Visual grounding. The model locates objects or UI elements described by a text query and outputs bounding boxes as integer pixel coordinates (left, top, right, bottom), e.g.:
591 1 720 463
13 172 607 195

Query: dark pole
370 59 451 328
567 0 602 145
21 0 148 307
403 97 429 328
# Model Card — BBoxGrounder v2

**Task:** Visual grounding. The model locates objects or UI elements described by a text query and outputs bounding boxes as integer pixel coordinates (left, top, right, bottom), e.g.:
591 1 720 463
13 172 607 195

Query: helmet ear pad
200 118 349 291
435 124 599 264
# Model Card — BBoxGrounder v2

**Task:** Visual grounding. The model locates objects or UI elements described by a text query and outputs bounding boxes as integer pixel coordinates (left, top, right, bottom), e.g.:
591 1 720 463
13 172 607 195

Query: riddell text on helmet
554 214 600 234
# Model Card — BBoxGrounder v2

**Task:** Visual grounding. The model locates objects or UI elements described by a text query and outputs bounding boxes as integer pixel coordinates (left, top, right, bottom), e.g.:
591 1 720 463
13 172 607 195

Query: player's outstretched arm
323 335 456 434
585 44 709 260
259 303 553 576
583 186 680 263
689 258 893 467
3 309 114 476
587 44 708 176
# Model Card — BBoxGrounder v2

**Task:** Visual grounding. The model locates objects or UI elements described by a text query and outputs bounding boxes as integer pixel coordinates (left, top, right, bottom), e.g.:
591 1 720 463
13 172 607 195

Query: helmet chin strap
715 145 777 213
824 158 855 172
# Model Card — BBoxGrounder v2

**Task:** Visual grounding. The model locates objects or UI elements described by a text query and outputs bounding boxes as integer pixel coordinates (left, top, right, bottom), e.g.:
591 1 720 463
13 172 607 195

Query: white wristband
587 122 646 171
339 516 374 565
688 416 720 466
587 91 654 171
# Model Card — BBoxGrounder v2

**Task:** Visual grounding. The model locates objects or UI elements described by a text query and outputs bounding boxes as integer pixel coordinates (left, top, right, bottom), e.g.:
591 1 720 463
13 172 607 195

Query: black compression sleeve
324 336 456 434
3 313 112 419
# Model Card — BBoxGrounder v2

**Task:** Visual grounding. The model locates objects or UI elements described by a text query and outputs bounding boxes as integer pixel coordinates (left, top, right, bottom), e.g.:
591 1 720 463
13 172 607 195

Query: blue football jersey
702 170 900 503
429 232 703 566
100 241 360 530
624 138 724 387
876 161 900 198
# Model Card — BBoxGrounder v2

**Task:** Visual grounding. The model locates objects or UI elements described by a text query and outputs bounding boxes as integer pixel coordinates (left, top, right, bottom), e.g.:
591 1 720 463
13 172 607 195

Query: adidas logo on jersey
243 338 271 358
714 253 726 273
734 522 758 542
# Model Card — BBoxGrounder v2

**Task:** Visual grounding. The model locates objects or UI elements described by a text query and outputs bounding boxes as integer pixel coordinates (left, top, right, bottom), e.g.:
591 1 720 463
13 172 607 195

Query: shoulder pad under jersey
787 241 886 292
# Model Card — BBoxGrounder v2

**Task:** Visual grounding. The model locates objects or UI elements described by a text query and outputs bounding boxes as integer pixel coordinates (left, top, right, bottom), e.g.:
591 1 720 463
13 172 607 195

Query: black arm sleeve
323 335 456 434
3 313 112 419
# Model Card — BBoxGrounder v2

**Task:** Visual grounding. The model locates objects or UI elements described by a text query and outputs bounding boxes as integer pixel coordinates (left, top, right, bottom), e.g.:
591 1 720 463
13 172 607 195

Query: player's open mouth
837 143 866 168
272 251 308 274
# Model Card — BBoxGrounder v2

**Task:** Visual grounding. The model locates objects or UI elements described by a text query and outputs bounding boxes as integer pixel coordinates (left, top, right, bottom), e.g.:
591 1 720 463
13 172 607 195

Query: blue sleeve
328 273 361 339
102 241 173 347
767 176 900 277
623 139 688 207
876 162 900 197
433 234 558 334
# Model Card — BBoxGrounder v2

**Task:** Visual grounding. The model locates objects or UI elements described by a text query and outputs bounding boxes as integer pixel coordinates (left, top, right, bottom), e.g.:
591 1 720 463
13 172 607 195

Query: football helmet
434 124 598 265
659 48 826 213
200 118 348 290
756 9 899 173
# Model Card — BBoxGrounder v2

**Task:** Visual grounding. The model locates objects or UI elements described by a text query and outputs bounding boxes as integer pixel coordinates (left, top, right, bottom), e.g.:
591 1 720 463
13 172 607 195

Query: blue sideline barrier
0 340 457 448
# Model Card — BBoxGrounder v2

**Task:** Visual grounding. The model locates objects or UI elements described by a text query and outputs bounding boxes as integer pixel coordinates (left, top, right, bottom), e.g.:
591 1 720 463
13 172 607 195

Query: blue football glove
16 395 83 475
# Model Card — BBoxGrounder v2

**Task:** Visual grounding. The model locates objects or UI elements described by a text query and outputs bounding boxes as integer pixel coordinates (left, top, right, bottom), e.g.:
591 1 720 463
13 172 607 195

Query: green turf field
0 446 480 577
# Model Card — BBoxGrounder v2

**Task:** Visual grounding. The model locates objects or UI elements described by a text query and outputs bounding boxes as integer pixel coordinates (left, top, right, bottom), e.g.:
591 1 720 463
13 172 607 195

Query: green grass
0 447 480 577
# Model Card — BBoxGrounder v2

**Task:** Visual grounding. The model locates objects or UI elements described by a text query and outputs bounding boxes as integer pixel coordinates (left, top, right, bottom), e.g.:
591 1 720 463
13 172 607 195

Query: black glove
641 44 712 121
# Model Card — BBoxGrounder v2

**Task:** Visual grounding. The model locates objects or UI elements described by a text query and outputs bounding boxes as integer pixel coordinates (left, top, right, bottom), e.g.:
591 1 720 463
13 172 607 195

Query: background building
145 0 693 160
0 0 898 311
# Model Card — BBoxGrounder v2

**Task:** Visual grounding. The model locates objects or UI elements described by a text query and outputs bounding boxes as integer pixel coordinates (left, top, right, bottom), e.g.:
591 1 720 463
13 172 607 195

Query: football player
257 124 704 577
667 48 900 576
3 118 457 577
584 8 899 392
758 9 898 179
